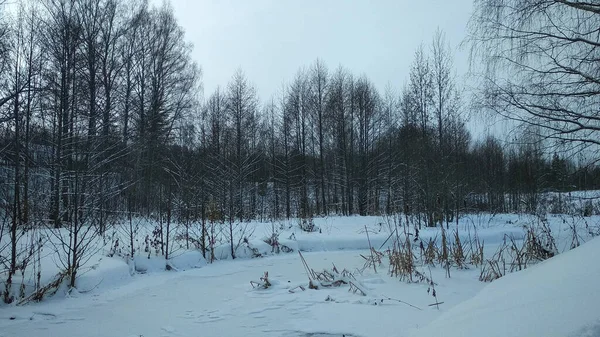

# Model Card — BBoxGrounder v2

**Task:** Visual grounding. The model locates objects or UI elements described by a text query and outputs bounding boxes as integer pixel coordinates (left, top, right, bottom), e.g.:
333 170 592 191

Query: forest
1 0 599 305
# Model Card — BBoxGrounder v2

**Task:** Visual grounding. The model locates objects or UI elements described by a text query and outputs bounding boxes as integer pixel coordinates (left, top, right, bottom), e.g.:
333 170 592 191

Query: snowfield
0 213 599 337
0 250 487 337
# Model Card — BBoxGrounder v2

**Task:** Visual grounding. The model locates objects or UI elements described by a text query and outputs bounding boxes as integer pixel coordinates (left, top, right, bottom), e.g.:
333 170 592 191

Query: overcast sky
167 0 475 100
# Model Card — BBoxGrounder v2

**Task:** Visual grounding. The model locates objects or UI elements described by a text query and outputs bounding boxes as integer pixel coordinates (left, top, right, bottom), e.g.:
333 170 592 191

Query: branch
555 0 600 15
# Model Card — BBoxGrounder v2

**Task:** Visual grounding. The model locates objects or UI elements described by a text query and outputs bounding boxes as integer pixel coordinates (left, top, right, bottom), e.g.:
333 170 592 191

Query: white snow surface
0 213 599 337
411 236 600 337
0 250 487 337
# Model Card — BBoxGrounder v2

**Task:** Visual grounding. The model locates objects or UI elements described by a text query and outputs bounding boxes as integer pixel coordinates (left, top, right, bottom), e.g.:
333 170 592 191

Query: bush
298 216 319 233
582 200 595 217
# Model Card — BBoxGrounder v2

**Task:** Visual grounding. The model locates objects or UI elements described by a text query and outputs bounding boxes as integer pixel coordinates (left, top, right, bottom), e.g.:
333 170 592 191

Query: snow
0 213 598 337
0 250 486 337
410 236 600 337
132 251 207 274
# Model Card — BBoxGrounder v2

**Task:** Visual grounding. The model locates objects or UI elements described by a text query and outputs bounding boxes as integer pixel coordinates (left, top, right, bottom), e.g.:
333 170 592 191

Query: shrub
298 216 319 233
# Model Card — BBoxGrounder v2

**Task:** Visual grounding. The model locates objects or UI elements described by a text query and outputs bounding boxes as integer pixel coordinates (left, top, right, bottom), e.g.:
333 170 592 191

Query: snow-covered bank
411 236 600 337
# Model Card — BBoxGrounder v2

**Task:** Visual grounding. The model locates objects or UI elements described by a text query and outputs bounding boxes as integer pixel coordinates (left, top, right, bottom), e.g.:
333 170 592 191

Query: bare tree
431 29 458 148
381 84 400 214
468 0 600 160
354 76 381 215
0 1 26 115
285 70 312 218
431 29 462 226
308 59 329 215
225 70 258 222
409 45 433 136
275 83 295 219
406 45 436 226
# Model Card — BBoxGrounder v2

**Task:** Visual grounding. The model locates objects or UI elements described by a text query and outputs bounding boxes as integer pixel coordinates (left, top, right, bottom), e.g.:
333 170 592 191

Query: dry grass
479 221 559 282
423 237 438 266
438 227 451 278
298 251 362 294
451 230 467 269
523 225 556 262
250 271 271 289
388 236 416 282
480 258 504 282
468 226 484 267
360 248 384 274
17 271 68 305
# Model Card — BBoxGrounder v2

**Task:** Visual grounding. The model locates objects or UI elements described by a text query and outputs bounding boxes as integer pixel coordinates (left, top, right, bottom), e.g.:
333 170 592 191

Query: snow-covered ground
0 213 599 337
411 236 600 337
0 250 486 337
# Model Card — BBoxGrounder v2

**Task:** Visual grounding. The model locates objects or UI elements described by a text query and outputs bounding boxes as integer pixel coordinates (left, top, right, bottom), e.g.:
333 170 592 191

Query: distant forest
1 0 599 233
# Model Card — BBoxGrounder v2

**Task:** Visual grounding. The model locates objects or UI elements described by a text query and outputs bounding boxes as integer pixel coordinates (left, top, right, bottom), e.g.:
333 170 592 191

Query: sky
166 0 475 101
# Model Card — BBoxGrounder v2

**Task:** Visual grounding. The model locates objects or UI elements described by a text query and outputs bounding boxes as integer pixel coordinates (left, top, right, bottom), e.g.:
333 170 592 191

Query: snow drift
411 237 600 337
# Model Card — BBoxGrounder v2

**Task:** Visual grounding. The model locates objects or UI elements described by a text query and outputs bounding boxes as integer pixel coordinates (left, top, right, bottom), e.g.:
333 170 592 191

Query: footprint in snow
178 309 231 324
48 320 67 325
196 316 225 323
160 326 178 336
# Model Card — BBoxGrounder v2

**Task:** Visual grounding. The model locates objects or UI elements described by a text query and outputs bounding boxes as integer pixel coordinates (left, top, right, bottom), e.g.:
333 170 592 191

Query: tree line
1 0 599 230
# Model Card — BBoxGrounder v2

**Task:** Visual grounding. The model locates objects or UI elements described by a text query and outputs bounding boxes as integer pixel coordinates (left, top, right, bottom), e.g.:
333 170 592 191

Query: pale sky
167 0 475 100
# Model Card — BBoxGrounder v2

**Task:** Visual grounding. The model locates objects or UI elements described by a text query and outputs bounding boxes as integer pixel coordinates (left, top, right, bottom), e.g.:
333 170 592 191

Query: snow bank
133 250 207 273
213 240 273 260
210 217 526 261
75 257 132 293
410 236 600 337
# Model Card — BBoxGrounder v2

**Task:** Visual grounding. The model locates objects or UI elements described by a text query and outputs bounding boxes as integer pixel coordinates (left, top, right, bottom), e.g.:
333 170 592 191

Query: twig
348 281 367 296
298 251 315 280
365 225 377 273
30 312 58 320
379 228 397 250
381 297 422 310
428 266 440 310
288 285 306 293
